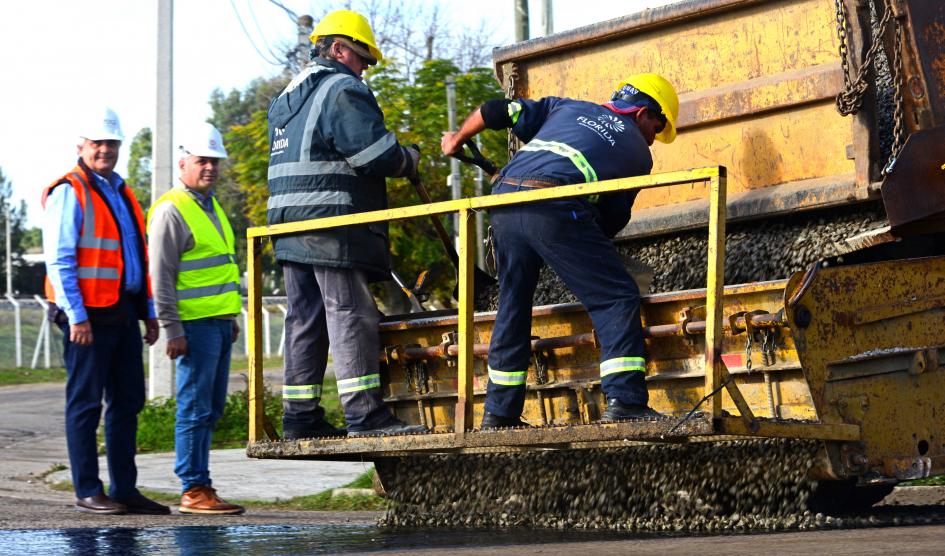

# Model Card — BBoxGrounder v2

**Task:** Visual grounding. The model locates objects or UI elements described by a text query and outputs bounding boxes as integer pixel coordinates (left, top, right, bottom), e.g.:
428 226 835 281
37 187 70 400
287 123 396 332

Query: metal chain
886 13 906 174
506 64 520 159
761 329 774 366
836 0 854 92
745 331 754 372
834 0 907 174
834 0 894 116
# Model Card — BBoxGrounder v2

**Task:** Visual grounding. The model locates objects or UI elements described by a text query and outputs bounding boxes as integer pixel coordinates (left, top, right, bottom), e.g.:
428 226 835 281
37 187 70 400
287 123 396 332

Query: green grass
131 375 343 454
0 307 64 369
228 356 285 372
0 366 67 385
50 471 385 511
904 475 945 486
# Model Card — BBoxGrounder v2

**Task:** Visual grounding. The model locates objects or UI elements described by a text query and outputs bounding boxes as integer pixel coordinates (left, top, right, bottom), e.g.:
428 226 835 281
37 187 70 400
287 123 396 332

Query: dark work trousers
281 261 388 432
60 317 145 500
281 261 330 434
485 187 648 418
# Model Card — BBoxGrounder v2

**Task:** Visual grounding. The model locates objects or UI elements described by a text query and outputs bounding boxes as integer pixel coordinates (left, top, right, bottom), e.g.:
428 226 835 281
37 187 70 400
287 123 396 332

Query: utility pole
445 77 462 245
150 0 175 400
4 204 20 368
514 0 529 42
474 137 485 268
540 0 554 36
4 204 10 295
296 15 313 70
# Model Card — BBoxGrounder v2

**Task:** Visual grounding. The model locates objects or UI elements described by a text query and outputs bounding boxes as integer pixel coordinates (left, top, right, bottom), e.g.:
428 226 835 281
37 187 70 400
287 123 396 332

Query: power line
265 0 298 22
246 0 287 63
229 0 282 66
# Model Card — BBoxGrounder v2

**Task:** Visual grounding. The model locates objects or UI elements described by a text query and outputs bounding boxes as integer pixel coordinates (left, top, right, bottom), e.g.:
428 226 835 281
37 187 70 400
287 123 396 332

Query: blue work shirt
494 97 654 237
43 168 155 324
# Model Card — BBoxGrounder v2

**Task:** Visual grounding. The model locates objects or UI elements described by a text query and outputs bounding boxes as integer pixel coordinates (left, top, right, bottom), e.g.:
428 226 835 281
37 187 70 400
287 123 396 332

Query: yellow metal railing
245 166 727 442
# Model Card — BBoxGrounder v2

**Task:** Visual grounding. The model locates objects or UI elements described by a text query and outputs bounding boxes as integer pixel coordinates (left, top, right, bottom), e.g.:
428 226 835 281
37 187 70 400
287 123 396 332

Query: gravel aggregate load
380 439 832 532
477 204 887 311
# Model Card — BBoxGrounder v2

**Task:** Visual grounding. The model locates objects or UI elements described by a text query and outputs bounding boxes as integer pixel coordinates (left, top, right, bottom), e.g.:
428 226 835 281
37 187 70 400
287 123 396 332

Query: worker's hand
440 131 462 156
166 336 188 359
403 144 420 178
231 320 240 343
144 318 160 346
70 321 93 346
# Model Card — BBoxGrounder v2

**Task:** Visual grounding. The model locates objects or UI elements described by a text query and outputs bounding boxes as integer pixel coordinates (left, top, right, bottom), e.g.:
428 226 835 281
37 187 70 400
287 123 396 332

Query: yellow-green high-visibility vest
149 187 242 320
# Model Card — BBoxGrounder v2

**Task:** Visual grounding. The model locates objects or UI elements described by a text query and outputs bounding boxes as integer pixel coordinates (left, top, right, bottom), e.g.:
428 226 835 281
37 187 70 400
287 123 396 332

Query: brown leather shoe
75 494 127 514
115 492 171 515
179 486 245 515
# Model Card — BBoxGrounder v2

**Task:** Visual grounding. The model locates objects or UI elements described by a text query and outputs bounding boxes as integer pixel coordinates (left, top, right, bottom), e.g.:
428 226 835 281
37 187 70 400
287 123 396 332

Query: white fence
0 296 288 369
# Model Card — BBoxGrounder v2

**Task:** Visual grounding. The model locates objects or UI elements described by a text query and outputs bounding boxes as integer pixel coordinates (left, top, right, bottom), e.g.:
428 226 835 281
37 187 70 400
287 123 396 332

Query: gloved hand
402 144 421 178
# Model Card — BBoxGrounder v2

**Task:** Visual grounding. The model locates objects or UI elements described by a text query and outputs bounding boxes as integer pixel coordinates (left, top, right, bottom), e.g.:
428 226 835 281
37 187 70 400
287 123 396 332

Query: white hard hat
179 123 228 159
79 106 125 141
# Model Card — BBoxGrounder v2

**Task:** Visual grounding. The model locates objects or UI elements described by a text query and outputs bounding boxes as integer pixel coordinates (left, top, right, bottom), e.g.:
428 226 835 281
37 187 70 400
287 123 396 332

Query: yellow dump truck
245 0 945 519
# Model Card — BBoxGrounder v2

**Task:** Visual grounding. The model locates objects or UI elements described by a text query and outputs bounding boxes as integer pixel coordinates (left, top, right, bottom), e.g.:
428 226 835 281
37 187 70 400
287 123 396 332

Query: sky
0 0 673 226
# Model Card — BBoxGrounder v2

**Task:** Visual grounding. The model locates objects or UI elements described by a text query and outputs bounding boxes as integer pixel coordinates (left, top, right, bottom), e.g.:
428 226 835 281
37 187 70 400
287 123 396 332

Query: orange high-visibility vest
42 165 151 308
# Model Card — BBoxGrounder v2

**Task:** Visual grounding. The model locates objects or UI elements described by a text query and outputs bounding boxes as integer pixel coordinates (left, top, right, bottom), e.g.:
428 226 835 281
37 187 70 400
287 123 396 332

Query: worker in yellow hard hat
267 10 425 438
442 73 680 429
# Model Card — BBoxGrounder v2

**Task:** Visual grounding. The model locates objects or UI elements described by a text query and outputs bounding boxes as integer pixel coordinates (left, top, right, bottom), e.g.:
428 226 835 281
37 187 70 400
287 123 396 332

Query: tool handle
409 175 459 261
450 140 498 176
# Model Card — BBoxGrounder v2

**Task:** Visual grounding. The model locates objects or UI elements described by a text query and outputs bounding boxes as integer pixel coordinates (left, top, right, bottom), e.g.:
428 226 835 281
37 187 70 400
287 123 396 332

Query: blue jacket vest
267 58 412 280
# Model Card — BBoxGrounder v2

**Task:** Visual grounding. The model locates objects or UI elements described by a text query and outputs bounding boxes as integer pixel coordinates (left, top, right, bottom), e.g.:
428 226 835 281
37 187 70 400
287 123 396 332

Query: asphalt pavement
0 375 372 508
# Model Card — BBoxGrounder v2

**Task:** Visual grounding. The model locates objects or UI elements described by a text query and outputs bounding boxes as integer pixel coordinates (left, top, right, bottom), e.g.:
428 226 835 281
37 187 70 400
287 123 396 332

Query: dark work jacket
266 58 412 281
496 97 653 238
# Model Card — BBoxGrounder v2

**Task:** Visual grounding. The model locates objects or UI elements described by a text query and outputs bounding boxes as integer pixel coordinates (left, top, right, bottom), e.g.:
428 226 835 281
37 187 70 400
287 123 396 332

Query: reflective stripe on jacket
41 165 151 309
148 188 241 321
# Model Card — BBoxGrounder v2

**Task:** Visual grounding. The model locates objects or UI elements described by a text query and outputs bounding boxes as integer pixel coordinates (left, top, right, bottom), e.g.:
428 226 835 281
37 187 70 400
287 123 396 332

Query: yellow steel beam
454 208 476 435
247 236 266 443
247 168 723 239
705 171 727 417
244 166 726 447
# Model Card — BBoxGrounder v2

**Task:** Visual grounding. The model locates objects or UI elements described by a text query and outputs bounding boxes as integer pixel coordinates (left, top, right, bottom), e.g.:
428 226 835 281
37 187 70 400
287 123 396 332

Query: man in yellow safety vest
148 123 244 515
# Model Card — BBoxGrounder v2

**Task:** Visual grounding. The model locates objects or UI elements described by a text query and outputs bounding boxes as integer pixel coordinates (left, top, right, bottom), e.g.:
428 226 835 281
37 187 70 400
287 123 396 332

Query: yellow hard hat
310 10 383 65
613 73 679 143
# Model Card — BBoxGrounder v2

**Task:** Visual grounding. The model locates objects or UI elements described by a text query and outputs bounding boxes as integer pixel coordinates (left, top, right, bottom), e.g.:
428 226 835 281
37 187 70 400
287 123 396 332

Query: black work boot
284 419 347 440
347 417 428 437
480 411 530 430
601 399 667 422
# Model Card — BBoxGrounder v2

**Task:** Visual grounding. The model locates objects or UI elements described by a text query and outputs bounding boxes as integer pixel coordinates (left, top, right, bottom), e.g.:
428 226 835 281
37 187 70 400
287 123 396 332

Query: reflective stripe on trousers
600 356 645 377
336 373 381 394
488 367 527 386
282 384 322 400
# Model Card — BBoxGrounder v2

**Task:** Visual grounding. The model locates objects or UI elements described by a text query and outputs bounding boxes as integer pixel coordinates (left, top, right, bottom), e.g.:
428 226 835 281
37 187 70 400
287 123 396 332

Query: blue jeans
61 318 145 499
485 186 647 418
174 318 232 492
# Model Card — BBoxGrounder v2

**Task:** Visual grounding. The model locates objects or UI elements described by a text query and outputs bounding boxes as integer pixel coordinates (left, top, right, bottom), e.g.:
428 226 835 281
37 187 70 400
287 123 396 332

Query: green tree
19 227 41 250
126 128 153 212
370 59 507 303
215 59 506 303
208 75 291 292
0 168 38 295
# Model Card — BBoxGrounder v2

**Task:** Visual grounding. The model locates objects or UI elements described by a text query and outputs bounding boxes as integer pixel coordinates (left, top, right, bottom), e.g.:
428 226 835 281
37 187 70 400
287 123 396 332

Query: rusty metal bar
385 311 785 363
247 236 266 443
